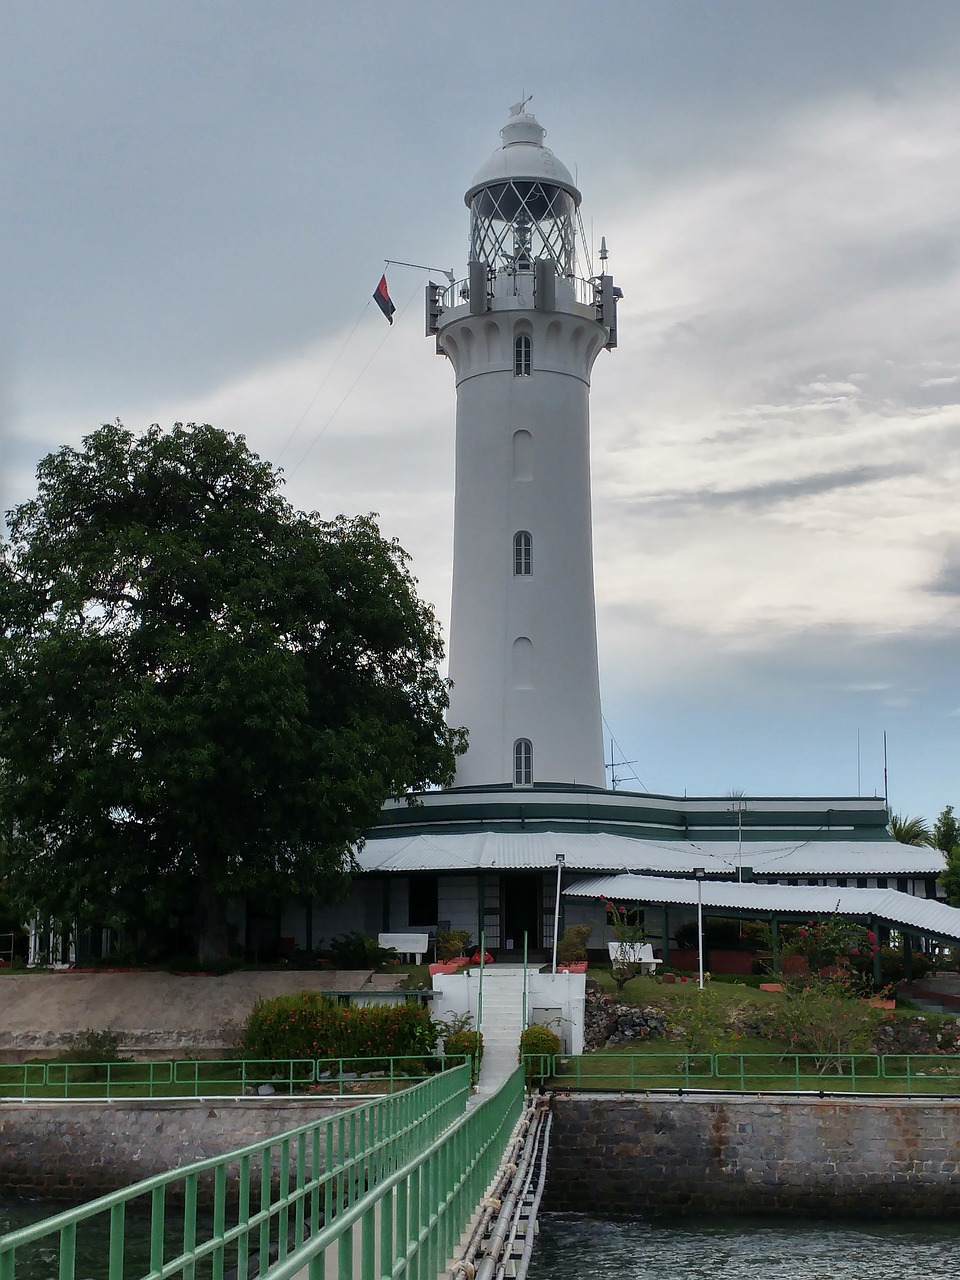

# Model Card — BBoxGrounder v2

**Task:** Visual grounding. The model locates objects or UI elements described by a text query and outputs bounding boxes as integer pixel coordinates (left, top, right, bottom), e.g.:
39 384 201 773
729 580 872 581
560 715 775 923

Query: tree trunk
196 881 230 961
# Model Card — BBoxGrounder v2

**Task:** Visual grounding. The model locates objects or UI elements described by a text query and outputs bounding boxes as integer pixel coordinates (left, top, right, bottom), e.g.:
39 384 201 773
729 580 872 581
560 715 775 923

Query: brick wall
546 1095 960 1216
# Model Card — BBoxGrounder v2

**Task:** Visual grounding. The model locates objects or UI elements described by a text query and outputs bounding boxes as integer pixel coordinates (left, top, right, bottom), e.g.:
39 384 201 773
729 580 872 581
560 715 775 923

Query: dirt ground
0 969 409 1058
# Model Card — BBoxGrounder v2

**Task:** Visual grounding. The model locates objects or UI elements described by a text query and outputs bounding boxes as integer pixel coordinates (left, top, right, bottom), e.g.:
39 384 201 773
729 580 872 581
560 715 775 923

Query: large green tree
0 422 464 958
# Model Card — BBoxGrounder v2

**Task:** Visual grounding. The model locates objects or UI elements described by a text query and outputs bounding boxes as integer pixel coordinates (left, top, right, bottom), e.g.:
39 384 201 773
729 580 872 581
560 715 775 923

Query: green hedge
242 992 436 1062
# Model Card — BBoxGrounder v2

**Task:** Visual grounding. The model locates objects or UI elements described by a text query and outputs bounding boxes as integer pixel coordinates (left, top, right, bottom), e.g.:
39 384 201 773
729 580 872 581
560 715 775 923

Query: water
529 1214 960 1280
7 1196 960 1280
0 1194 209 1280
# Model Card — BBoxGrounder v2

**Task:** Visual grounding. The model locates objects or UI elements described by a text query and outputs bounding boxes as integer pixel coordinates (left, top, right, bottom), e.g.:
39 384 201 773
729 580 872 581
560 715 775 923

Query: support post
872 917 882 989
694 868 705 991
551 854 565 973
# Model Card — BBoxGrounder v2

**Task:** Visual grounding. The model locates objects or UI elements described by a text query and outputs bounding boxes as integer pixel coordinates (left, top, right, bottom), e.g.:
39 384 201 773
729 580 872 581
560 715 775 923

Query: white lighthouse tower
427 105 619 789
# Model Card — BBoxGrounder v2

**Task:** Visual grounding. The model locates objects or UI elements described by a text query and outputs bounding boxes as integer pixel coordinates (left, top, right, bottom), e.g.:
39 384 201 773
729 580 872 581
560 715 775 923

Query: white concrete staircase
476 965 526 1095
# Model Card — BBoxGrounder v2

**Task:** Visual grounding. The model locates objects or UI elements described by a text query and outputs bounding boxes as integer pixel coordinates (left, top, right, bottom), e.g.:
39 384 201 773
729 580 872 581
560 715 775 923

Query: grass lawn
587 966 786 1008
0 1056 445 1100
541 965 960 1094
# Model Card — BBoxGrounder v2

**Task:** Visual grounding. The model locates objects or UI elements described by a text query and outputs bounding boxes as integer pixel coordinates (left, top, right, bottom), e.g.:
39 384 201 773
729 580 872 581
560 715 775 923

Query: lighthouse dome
465 109 581 207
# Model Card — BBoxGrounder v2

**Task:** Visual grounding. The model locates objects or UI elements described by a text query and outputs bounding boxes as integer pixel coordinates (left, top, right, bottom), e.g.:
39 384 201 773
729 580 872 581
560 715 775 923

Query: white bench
608 941 662 974
378 932 430 964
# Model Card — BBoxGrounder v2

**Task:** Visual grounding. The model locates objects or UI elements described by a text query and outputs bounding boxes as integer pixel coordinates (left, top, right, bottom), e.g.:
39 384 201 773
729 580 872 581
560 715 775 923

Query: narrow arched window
514 738 533 787
514 334 531 377
513 530 532 576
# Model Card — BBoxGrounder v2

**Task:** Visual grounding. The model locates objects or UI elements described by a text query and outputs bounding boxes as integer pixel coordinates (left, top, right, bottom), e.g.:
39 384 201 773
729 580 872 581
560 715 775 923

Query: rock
583 989 667 1051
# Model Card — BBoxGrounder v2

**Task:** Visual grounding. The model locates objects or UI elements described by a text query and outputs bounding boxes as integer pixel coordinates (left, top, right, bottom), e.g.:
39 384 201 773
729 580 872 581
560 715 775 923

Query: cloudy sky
3 1 960 822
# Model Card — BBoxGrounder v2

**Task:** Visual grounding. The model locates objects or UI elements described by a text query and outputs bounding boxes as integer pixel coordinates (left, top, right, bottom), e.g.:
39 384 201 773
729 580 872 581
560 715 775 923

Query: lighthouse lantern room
428 105 619 790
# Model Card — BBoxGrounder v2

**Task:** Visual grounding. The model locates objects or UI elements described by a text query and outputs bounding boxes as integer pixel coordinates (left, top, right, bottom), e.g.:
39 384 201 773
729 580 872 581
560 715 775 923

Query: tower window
513 530 532 576
514 334 532 377
514 738 533 787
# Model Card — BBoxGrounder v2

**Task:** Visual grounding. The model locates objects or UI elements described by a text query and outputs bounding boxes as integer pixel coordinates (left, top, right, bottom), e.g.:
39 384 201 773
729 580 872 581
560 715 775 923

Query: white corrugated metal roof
564 874 960 941
357 829 944 877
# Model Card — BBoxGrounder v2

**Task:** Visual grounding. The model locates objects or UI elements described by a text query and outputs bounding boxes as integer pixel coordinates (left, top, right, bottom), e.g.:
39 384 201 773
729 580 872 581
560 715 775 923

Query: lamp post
551 853 566 973
694 868 706 990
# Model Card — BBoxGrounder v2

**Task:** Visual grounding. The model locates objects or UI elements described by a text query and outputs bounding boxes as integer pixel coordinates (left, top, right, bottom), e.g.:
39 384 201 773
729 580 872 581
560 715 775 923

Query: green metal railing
265 1066 524 1280
0 1061 478 1280
0 1056 460 1101
530 1052 960 1094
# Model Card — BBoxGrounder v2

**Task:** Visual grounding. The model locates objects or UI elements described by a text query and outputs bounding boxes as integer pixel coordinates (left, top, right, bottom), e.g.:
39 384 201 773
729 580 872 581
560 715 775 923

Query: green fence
528 1052 960 1094
0 1055 459 1101
0 1060 482 1280
265 1066 524 1280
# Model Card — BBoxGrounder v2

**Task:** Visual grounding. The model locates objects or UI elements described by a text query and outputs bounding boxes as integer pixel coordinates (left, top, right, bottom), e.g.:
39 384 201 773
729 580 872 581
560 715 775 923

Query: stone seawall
546 1095 960 1217
0 1099 352 1203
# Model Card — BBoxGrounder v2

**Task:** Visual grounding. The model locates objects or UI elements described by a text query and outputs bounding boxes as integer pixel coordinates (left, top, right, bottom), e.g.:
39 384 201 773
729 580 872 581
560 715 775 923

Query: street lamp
551 853 566 974
694 868 706 991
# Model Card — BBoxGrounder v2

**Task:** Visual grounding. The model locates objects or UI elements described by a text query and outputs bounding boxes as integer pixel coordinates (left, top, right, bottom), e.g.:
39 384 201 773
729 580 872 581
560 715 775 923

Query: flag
372 274 396 325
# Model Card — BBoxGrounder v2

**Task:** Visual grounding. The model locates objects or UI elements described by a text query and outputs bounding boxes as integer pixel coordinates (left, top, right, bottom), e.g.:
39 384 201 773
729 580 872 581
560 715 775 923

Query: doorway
502 872 542 950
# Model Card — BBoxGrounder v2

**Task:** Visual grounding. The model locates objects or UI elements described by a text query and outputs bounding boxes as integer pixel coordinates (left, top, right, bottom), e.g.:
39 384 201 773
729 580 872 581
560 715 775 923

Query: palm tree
888 813 933 846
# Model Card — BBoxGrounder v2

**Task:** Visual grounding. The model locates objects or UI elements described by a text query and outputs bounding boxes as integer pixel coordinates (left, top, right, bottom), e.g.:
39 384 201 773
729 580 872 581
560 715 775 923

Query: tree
0 422 465 958
933 805 960 906
888 813 933 846
932 804 960 854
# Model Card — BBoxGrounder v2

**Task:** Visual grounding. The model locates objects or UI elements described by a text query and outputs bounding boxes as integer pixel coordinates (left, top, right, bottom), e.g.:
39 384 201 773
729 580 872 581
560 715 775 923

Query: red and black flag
372 274 396 325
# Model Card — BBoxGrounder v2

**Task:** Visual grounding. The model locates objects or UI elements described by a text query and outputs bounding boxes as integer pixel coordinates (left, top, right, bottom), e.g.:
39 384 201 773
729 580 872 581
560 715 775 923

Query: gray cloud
926 545 960 597
618 462 916 514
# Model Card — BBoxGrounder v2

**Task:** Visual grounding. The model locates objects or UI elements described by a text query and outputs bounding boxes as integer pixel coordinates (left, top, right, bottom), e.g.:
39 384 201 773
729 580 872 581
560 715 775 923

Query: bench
378 932 430 964
608 941 662 974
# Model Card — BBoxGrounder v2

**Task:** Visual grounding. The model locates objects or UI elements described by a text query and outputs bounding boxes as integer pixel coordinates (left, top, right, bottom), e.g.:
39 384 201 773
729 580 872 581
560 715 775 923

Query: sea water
7 1195 960 1280
528 1213 960 1280
0 1195 209 1280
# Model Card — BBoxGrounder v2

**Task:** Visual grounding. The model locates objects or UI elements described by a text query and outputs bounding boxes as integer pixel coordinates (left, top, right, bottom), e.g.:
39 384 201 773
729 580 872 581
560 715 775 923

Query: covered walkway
565 875 960 944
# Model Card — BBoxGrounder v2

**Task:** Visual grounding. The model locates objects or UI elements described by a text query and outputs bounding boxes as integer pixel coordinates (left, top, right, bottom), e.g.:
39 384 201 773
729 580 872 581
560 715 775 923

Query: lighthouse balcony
438 268 599 319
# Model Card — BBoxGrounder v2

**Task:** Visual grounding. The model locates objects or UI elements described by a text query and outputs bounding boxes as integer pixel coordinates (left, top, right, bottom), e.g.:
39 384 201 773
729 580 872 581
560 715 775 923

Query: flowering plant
786 918 882 995
602 898 647 992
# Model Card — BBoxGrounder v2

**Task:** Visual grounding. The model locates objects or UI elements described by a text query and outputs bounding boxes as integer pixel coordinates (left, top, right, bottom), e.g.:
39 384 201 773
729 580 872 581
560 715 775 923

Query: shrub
674 917 746 950
556 925 591 965
520 1024 561 1082
436 929 472 962
443 1029 483 1082
667 989 727 1055
61 1027 130 1063
777 985 884 1072
873 946 932 985
327 932 397 969
242 991 436 1065
46 1027 131 1082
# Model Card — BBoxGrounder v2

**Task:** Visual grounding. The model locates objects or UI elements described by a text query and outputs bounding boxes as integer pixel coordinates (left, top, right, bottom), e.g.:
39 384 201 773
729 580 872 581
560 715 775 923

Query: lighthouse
427 105 619 789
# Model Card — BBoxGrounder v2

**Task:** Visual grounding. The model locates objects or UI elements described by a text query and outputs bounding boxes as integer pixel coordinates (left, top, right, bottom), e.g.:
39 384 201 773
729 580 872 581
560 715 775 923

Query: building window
836 878 847 887
513 530 532 575
876 877 888 890
897 877 908 894
514 738 533 786
514 334 531 376
856 877 868 889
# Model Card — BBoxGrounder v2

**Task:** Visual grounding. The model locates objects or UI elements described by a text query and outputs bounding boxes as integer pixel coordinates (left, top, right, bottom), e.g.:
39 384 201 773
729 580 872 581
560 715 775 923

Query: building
279 107 949 964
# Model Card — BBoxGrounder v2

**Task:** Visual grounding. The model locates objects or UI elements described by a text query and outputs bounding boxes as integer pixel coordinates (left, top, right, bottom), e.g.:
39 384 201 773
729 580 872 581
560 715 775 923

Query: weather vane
509 94 533 116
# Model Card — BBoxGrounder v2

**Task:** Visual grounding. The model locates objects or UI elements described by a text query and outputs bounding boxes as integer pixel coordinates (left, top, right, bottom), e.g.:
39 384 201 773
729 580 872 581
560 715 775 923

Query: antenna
883 730 889 810
606 737 639 791
857 727 861 796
